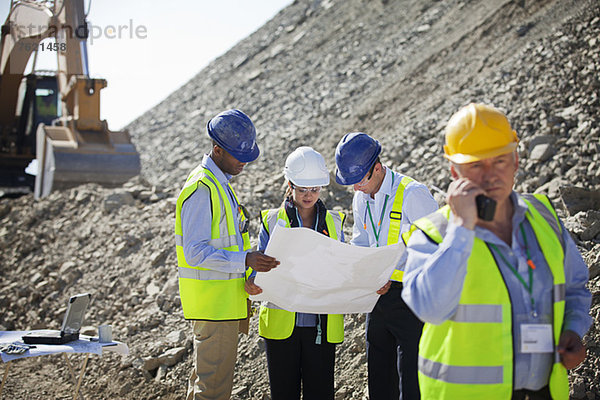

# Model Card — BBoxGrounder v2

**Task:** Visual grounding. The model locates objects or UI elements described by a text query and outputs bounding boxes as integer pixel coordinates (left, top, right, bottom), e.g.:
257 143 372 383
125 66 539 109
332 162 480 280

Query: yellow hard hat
443 103 519 164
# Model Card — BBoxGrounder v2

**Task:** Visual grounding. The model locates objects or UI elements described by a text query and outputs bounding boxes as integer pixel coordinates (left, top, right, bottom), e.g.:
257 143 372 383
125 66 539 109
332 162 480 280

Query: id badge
520 324 553 353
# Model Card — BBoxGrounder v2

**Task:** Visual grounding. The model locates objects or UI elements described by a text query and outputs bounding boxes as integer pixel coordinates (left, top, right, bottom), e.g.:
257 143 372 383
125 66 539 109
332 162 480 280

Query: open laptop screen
61 293 91 335
22 293 91 345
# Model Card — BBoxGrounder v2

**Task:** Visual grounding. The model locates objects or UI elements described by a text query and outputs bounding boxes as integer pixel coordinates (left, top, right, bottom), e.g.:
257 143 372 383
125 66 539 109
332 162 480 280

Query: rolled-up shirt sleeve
401 222 475 325
561 221 593 338
181 187 247 274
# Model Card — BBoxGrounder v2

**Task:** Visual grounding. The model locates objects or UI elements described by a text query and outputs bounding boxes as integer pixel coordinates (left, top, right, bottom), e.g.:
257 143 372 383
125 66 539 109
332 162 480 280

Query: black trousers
265 326 336 400
366 282 424 400
512 385 551 400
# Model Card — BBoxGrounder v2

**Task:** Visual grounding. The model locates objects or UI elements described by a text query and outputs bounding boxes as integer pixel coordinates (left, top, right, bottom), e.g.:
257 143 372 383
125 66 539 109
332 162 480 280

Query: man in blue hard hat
175 109 279 400
335 132 438 400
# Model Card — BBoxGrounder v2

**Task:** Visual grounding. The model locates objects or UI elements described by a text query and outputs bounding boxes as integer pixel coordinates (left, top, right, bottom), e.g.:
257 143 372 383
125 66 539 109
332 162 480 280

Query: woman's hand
376 280 392 295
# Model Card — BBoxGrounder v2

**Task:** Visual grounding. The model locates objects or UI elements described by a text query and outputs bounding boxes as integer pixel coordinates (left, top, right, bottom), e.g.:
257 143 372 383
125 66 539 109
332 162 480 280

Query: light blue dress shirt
402 192 592 390
350 167 438 269
180 154 248 274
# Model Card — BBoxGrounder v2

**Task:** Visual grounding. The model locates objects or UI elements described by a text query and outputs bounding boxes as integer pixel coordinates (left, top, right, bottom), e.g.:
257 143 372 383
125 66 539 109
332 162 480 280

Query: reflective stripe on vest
178 266 245 281
449 304 503 323
409 194 568 399
387 176 414 282
419 357 504 385
257 207 345 343
174 166 250 320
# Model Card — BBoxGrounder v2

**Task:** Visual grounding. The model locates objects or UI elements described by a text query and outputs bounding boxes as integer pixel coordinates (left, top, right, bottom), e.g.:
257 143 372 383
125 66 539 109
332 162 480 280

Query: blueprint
250 222 404 314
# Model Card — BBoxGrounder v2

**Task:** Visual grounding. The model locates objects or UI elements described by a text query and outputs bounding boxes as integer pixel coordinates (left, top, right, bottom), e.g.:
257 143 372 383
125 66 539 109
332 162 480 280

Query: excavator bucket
32 76 141 198
34 123 140 198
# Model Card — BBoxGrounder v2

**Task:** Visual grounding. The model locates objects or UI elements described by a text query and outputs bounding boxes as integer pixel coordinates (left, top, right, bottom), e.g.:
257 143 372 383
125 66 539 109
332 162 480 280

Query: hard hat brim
288 176 330 187
335 168 356 185
208 130 260 163
233 145 260 163
444 141 517 164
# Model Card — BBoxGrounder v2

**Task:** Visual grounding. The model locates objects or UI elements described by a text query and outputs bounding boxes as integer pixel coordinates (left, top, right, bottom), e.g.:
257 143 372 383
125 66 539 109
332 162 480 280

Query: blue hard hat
207 109 260 162
335 132 382 185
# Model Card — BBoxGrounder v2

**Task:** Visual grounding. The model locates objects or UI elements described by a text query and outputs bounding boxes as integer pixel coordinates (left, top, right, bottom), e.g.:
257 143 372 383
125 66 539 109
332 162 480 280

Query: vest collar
283 197 329 234
202 154 231 185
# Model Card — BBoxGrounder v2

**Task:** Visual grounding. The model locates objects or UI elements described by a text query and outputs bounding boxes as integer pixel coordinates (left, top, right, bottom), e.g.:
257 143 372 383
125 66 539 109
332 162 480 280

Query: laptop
22 293 91 345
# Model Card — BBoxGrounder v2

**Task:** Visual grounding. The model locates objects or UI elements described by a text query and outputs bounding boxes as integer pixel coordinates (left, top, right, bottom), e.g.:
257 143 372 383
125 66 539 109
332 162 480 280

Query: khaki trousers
186 320 239 400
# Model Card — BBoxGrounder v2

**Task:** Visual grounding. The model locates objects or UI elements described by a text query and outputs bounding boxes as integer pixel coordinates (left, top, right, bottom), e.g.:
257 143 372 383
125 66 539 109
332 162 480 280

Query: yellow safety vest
403 194 568 399
175 164 251 320
257 207 345 343
387 175 414 282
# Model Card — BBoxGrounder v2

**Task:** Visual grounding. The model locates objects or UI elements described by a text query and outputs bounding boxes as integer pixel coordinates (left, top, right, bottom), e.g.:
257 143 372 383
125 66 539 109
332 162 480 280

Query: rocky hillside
1 0 599 398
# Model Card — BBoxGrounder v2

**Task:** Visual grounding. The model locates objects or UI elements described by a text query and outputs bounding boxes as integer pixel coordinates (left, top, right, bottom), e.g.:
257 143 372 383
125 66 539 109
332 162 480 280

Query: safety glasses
292 185 322 194
355 162 376 187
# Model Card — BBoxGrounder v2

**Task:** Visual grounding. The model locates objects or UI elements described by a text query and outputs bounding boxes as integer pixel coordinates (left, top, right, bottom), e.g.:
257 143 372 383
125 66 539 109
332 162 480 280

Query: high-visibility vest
387 175 414 282
175 164 251 320
257 207 345 343
403 194 568 399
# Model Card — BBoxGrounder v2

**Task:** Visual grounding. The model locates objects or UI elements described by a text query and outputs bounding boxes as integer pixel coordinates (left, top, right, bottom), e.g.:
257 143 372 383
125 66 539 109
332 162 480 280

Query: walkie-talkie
475 194 496 221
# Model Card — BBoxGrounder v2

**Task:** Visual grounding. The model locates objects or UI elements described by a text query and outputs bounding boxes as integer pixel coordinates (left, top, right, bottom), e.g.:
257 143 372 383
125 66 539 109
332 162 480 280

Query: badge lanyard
489 223 538 317
364 174 394 247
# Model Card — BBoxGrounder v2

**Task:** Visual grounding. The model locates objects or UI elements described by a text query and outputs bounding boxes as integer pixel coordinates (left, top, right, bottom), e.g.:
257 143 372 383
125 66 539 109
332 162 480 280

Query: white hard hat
284 146 330 187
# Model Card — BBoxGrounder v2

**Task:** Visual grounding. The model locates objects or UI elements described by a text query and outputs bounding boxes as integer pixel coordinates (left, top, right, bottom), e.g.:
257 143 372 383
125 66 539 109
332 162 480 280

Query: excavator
0 0 140 198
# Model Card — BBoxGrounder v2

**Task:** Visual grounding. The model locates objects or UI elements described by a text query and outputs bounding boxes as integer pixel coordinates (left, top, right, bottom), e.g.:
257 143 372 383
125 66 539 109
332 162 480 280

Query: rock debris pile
1 0 599 398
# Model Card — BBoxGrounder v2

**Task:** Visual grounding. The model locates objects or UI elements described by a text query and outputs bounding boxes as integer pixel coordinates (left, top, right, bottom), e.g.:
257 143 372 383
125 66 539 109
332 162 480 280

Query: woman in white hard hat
245 146 346 400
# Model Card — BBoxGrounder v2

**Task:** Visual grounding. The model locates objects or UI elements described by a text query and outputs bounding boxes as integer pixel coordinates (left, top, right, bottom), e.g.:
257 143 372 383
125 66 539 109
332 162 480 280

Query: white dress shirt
350 167 438 268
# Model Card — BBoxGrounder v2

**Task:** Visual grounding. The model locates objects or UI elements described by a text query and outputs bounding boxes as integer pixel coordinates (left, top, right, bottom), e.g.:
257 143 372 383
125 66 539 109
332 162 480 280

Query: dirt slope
1 0 599 398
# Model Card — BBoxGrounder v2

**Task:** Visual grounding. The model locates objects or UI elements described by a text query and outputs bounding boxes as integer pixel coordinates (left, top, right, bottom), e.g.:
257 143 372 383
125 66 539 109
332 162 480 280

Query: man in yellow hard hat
401 103 592 399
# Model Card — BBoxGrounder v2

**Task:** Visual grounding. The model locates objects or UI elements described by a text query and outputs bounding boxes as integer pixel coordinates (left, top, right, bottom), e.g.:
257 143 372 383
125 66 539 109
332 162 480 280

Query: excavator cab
0 0 140 198
28 74 60 128
18 74 60 154
0 74 59 193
